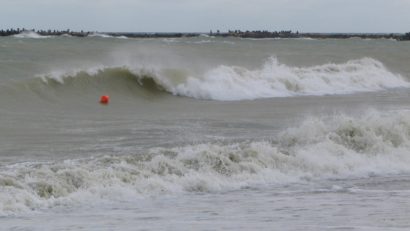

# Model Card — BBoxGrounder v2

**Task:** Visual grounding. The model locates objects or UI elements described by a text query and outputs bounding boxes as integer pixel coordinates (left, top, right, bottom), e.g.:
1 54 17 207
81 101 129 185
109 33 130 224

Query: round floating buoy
100 95 110 105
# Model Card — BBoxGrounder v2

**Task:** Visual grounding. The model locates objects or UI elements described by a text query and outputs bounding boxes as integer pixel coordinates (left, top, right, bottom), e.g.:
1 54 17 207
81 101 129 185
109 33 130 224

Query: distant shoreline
1 28 409 41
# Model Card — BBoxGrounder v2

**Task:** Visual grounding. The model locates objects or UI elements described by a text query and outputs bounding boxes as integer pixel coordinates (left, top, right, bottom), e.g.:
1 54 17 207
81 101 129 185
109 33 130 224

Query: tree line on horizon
1 28 409 40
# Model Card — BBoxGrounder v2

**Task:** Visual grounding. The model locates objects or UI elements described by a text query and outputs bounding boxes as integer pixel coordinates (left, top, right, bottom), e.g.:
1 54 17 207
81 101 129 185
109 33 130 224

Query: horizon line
1 28 408 34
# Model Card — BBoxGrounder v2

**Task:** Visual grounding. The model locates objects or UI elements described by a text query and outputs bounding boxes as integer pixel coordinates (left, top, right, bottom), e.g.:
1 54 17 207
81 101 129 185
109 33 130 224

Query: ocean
1 33 410 230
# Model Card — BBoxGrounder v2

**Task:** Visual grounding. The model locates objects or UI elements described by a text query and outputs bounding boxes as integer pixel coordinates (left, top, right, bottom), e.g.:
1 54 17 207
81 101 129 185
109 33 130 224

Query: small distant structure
400 32 410 41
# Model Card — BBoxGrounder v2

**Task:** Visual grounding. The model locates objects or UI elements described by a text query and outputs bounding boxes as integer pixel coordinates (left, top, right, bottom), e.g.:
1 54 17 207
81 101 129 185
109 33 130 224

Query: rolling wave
1 110 410 215
13 31 52 39
5 57 409 102
168 57 409 100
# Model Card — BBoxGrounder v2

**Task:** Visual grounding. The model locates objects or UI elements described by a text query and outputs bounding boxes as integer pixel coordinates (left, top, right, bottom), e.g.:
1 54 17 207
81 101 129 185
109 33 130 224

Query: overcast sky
1 0 410 33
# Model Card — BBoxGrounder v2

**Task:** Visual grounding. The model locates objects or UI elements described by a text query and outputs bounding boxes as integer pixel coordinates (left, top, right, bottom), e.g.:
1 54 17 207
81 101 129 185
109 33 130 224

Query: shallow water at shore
3 176 410 231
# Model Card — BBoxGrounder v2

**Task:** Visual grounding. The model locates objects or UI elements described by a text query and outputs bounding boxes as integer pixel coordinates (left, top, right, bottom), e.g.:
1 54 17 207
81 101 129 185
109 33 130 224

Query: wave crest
25 57 410 101
2 110 410 215
13 31 51 39
168 57 409 100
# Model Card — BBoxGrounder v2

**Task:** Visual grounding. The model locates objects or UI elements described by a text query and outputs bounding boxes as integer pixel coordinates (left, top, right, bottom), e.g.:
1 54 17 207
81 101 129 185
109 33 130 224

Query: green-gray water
1 34 410 230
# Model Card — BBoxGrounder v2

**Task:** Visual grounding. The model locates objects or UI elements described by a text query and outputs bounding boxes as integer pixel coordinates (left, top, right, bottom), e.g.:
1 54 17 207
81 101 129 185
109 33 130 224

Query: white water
166 57 409 100
13 31 51 39
37 57 410 101
2 110 410 216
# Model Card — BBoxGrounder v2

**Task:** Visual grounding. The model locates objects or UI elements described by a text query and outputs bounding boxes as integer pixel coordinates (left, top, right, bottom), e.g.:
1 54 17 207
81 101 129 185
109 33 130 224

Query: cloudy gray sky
1 0 410 33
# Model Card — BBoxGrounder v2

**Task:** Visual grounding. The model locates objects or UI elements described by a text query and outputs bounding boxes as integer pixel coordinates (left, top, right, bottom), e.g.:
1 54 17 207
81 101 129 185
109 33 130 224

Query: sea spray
170 57 409 100
2 110 410 215
13 31 52 39
33 57 409 101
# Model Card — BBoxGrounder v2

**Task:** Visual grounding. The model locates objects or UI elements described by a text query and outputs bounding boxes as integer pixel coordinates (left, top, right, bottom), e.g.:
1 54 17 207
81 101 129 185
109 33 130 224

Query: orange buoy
100 95 110 105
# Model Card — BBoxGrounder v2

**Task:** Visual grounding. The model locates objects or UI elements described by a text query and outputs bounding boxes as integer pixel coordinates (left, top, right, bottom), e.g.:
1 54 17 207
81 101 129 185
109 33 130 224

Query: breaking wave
88 33 114 38
88 33 128 39
169 57 409 100
13 31 52 39
8 57 410 102
2 110 410 215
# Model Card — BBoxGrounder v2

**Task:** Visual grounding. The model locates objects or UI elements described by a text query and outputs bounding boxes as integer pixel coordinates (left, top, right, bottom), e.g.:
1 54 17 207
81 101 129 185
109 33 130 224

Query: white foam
160 57 409 100
38 65 106 84
192 40 213 44
2 110 410 215
13 31 51 39
34 57 410 101
162 38 179 43
88 33 114 38
61 33 72 37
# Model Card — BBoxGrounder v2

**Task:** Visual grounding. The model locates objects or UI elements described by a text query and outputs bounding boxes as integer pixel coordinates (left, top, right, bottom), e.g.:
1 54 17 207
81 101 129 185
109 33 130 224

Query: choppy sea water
1 34 410 230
